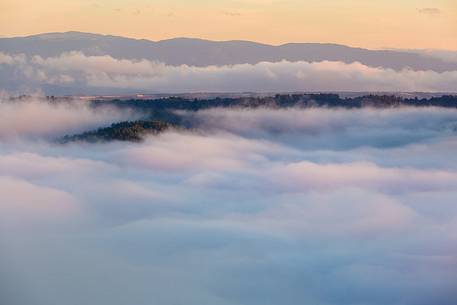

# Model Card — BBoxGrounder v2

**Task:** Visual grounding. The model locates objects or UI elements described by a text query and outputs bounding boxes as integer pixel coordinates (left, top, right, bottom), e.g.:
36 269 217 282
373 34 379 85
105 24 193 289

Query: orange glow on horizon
1 0 456 50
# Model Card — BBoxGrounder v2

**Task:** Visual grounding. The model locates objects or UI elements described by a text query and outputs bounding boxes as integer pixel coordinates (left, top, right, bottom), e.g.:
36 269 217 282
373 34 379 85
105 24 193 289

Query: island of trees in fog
39 93 456 143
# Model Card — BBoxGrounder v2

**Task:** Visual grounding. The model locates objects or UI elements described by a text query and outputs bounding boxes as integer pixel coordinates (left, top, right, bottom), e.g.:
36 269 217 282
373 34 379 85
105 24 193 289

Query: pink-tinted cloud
2 51 457 93
0 97 138 140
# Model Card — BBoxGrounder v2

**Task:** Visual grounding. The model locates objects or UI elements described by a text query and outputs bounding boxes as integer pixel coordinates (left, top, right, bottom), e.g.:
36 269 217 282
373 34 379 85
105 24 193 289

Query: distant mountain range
1 31 455 71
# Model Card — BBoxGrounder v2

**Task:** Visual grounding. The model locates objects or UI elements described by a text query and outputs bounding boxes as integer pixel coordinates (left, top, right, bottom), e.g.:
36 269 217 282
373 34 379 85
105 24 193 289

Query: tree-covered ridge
91 94 457 112
40 93 457 143
61 120 171 143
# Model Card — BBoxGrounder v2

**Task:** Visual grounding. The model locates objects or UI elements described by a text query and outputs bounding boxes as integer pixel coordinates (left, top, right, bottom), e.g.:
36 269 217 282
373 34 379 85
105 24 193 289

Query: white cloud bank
0 97 138 140
2 100 457 305
415 49 457 64
1 51 457 94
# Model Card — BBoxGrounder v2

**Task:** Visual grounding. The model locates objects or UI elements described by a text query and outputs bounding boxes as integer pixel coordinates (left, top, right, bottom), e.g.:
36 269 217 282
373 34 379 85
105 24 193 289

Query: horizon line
3 30 456 52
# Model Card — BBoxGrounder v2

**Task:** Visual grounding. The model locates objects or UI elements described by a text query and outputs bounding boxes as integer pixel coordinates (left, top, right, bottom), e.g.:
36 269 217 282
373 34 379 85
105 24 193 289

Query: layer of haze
0 98 137 140
1 0 456 50
1 97 457 305
2 52 457 94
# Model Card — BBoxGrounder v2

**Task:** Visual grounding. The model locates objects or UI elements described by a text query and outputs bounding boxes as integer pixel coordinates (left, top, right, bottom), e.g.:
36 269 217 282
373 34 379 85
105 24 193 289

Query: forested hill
60 120 171 143
54 94 457 143
90 94 457 111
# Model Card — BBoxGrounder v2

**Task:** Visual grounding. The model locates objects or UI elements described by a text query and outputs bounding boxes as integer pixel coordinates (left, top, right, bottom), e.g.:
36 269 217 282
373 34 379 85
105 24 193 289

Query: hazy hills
1 31 455 71
52 93 457 143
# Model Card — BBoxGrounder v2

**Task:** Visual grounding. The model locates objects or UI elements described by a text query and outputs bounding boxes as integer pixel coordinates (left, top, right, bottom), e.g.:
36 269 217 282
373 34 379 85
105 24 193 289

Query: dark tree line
57 94 457 143
90 94 457 112
60 120 171 143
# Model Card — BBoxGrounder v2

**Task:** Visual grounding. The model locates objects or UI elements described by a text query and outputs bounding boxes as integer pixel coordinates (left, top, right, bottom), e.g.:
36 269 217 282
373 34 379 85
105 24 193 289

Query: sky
1 0 456 50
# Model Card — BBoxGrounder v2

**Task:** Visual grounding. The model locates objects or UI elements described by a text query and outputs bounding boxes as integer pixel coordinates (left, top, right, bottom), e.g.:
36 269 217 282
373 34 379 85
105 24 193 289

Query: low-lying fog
2 98 457 305
1 52 457 94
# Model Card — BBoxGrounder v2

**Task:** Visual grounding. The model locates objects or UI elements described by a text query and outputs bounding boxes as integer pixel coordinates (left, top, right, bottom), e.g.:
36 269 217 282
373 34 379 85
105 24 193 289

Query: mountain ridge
1 31 455 71
1 31 351 47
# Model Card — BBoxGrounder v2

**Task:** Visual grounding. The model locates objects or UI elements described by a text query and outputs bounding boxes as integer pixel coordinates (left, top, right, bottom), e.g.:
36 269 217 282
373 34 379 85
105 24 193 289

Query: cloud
187 107 457 150
118 132 290 172
2 102 457 304
414 49 457 64
0 176 80 231
418 8 441 16
0 97 139 140
222 11 242 17
1 51 457 94
267 161 457 194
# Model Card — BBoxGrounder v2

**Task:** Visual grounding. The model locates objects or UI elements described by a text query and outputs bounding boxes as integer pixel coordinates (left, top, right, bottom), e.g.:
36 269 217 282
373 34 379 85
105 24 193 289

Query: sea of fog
1 98 457 305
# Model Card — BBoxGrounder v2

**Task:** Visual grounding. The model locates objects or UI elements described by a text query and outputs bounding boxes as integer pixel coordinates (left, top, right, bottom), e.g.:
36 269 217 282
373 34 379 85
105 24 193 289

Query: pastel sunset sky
1 0 456 49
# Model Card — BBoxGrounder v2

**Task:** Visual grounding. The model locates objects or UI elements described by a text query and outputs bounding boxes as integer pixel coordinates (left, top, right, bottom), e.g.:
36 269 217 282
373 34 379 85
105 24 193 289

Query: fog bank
1 101 457 305
1 52 457 94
